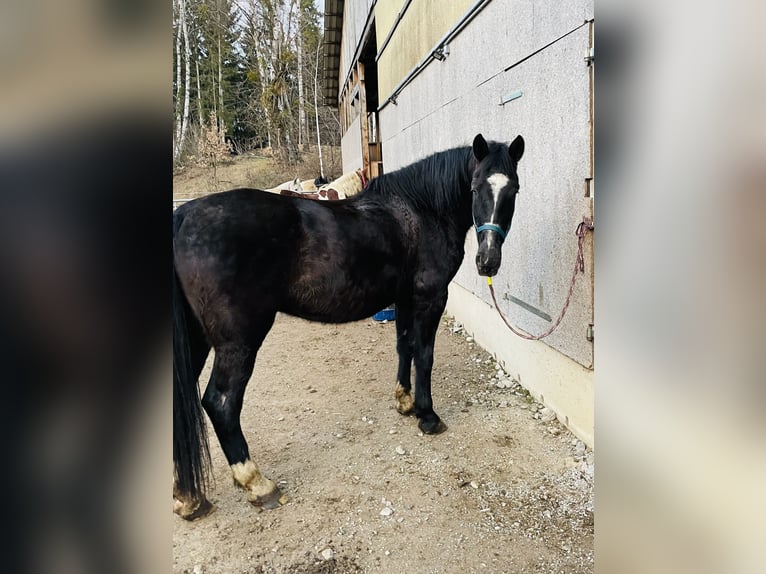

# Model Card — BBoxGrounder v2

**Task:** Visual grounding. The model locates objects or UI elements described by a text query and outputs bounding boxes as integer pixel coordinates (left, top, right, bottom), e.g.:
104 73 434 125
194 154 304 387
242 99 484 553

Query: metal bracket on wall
499 90 523 106
583 177 593 198
584 46 594 66
502 292 552 322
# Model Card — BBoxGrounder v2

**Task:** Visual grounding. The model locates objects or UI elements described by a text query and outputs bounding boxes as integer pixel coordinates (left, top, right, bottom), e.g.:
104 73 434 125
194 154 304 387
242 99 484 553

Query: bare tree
174 0 337 165
174 0 192 162
312 38 324 177
297 24 306 149
174 0 183 159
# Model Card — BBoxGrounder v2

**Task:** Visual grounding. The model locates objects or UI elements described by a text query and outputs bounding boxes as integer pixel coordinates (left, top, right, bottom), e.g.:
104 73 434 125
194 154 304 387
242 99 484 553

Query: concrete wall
341 115 364 174
337 0 595 446
378 0 594 368
447 282 593 446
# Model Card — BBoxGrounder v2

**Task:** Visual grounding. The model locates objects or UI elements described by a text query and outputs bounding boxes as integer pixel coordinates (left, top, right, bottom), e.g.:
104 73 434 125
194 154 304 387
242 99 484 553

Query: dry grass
173 147 343 202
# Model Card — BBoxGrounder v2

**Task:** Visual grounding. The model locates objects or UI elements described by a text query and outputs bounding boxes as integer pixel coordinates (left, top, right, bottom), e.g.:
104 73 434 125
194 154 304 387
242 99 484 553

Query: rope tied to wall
487 216 593 340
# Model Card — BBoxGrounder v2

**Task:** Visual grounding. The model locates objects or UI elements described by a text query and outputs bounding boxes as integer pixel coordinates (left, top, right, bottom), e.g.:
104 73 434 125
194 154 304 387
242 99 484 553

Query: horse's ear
472 134 489 162
509 135 525 162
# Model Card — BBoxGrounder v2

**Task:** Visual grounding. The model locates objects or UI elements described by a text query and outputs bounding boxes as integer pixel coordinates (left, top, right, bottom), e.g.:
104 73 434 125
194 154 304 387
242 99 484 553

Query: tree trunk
173 0 191 160
174 0 182 160
195 57 202 129
218 32 224 144
313 39 324 178
297 28 306 150
179 0 191 160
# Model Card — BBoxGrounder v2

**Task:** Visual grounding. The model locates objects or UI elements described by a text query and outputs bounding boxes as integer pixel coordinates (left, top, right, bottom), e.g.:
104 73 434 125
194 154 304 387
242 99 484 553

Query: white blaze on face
481 173 510 250
487 173 510 224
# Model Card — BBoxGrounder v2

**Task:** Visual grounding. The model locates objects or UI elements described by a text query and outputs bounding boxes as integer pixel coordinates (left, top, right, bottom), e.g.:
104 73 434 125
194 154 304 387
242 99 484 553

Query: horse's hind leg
202 319 286 510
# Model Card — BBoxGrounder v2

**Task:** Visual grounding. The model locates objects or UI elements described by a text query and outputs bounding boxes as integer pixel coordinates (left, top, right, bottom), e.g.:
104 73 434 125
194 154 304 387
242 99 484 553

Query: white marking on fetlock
172 489 214 520
231 459 279 501
173 496 198 516
395 383 414 414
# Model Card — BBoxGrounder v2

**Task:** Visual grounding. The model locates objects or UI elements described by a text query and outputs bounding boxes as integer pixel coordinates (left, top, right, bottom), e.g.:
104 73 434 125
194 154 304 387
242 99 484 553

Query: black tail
173 214 211 501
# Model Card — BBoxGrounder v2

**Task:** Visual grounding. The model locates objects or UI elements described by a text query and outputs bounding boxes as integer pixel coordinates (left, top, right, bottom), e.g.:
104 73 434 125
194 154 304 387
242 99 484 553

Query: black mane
361 146 473 215
362 142 511 215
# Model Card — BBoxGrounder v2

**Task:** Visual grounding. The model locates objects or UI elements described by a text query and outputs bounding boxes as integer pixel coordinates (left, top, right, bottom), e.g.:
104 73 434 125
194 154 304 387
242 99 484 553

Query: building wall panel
374 0 406 44
339 0 377 91
378 3 593 366
341 115 364 174
375 0 474 101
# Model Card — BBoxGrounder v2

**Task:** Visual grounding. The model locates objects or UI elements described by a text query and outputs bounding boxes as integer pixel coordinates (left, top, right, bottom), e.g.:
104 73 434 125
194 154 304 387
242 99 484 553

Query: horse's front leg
394 303 415 415
201 342 287 510
411 294 449 434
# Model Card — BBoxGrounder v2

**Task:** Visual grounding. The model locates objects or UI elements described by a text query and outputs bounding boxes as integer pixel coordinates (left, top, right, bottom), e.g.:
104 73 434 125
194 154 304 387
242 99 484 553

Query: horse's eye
471 188 477 194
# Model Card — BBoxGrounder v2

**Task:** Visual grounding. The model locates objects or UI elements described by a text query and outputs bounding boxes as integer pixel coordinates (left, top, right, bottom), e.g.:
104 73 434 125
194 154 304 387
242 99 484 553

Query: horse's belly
282 272 397 324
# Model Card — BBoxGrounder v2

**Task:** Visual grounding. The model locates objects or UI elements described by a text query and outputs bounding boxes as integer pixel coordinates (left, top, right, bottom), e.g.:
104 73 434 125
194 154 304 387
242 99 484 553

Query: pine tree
172 1 341 166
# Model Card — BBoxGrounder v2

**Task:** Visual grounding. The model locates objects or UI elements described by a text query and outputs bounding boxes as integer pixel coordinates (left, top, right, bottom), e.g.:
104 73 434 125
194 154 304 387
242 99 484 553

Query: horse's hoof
418 418 448 435
396 402 414 416
394 384 415 415
232 460 287 510
174 496 216 521
250 487 288 510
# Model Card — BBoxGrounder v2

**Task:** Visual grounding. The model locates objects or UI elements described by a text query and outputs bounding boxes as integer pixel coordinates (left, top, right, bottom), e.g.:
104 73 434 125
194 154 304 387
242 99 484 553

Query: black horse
173 133 525 519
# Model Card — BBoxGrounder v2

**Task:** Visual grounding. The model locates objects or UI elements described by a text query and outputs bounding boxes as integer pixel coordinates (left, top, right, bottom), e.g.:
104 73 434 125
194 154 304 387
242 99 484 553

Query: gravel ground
173 313 593 574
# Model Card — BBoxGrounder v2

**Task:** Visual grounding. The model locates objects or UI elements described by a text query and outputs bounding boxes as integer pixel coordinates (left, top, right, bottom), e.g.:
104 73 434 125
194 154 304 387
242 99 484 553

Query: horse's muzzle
476 247 501 277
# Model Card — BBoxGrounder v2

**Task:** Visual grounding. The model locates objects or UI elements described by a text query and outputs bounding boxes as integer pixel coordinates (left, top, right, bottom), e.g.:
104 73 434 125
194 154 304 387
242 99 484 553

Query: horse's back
174 189 406 327
173 190 304 323
175 189 301 246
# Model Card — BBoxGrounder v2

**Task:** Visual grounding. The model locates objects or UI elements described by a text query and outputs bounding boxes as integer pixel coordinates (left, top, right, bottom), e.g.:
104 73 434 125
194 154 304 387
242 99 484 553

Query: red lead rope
487 217 593 340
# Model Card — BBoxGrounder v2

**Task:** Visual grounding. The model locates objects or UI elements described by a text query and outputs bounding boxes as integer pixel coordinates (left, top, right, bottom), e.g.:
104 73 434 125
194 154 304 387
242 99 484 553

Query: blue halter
472 203 507 241
475 223 507 240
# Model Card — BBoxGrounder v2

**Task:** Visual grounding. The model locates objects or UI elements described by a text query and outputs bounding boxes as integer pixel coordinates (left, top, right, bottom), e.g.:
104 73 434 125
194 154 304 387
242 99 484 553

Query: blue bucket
372 305 396 322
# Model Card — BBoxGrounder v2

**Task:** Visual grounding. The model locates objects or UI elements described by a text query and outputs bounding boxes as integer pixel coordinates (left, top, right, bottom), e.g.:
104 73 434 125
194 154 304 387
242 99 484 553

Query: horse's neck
327 171 363 197
362 157 473 231
334 172 355 187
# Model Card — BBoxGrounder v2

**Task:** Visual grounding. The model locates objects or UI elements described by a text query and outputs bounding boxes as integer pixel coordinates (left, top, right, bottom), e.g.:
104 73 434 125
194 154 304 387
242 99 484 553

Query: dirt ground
172 313 594 574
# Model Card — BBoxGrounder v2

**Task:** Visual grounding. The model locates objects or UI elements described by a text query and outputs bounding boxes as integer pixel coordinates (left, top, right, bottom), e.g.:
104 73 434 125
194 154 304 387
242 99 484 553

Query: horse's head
470 133 525 277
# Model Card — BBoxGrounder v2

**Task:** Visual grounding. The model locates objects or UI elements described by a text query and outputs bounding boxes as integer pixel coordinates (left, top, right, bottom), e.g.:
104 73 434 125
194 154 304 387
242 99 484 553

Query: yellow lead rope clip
486 277 493 286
